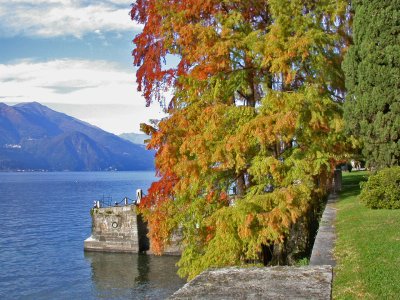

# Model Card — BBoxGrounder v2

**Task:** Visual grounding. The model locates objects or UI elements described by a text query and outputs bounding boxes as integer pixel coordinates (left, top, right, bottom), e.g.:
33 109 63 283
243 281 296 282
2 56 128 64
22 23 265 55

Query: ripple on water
0 172 185 300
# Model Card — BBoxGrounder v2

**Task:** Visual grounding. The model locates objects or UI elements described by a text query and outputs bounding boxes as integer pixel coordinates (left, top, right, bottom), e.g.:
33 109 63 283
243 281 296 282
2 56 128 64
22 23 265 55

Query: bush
360 167 400 209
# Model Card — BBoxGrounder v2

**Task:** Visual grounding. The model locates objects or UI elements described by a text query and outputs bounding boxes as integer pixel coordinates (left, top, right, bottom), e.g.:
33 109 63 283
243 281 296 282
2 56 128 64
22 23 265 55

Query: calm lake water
0 172 185 300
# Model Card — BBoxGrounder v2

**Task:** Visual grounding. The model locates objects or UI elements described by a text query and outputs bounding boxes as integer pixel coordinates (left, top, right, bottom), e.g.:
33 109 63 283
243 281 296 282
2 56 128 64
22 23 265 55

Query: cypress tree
343 0 400 168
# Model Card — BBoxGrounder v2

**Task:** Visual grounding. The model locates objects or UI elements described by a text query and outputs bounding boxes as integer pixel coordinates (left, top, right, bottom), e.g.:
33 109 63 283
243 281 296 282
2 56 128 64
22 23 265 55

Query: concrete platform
169 266 333 300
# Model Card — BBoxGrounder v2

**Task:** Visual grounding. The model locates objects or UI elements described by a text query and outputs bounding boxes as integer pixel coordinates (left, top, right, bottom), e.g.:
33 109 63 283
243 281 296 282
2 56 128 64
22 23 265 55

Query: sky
0 0 166 134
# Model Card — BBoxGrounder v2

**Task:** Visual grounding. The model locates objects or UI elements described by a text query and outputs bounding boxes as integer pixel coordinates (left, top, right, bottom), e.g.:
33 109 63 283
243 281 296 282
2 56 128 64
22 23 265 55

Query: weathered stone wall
84 205 149 253
310 193 337 266
271 170 342 265
137 213 150 252
169 266 333 299
271 193 327 265
163 230 183 256
84 204 181 254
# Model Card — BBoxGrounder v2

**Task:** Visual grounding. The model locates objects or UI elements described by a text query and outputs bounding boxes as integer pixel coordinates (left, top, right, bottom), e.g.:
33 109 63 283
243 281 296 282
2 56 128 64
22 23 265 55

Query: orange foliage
131 0 351 278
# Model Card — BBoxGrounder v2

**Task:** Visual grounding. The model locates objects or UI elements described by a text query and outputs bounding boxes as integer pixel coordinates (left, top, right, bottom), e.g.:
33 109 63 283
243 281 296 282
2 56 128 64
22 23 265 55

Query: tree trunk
236 172 246 196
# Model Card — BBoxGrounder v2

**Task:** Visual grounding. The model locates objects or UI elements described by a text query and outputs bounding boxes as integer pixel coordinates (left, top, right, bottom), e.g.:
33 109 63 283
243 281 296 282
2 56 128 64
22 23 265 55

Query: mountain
0 102 154 171
119 132 150 145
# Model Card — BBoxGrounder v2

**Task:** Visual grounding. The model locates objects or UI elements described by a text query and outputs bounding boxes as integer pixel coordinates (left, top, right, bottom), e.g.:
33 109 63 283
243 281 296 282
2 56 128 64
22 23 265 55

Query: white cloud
0 0 141 38
0 59 166 134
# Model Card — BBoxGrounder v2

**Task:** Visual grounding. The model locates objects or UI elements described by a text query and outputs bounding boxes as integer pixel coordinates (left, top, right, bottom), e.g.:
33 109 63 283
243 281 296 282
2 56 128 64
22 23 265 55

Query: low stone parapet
310 193 337 266
169 266 332 299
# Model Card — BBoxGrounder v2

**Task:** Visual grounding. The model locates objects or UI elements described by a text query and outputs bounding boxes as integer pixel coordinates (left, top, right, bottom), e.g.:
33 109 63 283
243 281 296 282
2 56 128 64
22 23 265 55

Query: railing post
136 189 142 205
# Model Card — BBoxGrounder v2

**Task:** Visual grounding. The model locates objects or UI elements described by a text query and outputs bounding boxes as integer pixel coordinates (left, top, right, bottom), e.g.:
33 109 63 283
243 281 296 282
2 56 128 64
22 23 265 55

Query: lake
0 172 185 299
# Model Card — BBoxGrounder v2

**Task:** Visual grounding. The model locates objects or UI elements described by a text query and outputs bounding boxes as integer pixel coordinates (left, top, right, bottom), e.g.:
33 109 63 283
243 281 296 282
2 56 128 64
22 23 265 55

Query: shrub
359 167 400 209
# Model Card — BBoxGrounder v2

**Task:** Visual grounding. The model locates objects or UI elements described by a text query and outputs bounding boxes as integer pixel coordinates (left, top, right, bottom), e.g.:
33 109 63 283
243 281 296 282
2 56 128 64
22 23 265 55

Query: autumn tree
343 0 400 168
131 0 351 279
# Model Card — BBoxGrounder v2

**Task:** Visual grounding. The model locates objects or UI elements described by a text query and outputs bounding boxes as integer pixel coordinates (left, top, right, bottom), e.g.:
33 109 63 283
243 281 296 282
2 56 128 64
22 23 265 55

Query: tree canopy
131 0 351 279
343 0 400 168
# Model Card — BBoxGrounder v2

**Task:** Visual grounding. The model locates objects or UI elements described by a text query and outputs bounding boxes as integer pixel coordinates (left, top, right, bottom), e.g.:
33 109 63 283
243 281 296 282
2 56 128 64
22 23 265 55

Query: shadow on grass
337 171 370 202
342 171 369 186
339 188 360 199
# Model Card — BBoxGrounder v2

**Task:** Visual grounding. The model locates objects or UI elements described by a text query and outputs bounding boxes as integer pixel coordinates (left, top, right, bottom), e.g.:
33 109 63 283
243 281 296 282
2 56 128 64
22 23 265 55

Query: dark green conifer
343 0 400 168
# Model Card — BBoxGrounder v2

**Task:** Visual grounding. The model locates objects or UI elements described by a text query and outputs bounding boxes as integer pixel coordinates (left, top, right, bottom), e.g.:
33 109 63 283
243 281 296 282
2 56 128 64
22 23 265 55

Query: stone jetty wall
84 204 180 254
84 205 149 253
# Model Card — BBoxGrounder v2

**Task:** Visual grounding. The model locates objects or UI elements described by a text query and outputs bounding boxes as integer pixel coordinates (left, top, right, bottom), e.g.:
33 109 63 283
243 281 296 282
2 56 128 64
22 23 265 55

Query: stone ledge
169 265 332 300
310 193 338 266
84 238 139 253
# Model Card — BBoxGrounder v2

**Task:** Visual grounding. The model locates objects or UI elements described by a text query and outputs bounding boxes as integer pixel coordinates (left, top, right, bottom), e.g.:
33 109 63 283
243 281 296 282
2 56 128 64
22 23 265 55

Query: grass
333 171 400 299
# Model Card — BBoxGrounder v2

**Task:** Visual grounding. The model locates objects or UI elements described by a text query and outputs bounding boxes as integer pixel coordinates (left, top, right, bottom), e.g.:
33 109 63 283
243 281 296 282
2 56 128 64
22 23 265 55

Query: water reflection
84 252 185 299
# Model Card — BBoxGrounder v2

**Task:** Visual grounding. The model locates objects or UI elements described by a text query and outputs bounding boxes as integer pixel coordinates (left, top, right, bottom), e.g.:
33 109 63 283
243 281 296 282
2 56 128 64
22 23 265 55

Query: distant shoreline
0 169 155 172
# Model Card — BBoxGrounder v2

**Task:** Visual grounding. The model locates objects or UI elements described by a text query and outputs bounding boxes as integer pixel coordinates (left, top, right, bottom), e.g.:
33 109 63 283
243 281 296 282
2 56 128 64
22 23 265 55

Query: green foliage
131 0 351 280
343 0 400 168
295 257 309 266
359 166 400 209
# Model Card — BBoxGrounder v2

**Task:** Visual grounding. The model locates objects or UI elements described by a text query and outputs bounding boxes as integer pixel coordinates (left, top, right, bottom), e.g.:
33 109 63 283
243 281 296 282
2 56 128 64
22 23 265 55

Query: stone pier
84 204 180 254
84 205 149 253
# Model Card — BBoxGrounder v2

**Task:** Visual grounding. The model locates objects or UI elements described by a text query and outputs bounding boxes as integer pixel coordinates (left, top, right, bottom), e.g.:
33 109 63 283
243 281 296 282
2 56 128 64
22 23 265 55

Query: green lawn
333 171 400 299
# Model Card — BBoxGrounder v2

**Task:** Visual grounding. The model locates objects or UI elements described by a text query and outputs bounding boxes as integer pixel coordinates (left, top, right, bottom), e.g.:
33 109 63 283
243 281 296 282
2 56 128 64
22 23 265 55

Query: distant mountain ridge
0 102 154 171
119 132 149 145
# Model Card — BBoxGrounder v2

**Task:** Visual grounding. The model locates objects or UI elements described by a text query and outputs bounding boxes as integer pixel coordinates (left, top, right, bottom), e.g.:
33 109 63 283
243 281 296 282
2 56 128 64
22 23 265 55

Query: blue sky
0 0 165 134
